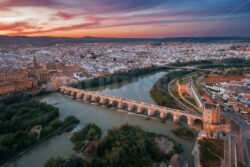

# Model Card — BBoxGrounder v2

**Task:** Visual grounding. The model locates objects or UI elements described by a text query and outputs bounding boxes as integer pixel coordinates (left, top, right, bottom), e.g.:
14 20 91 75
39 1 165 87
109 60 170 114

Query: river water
11 71 195 167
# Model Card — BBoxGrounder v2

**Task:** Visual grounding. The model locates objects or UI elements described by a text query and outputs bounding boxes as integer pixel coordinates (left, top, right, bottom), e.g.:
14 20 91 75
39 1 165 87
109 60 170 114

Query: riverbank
150 70 193 109
172 126 197 140
47 124 184 167
0 94 79 166
71 66 165 90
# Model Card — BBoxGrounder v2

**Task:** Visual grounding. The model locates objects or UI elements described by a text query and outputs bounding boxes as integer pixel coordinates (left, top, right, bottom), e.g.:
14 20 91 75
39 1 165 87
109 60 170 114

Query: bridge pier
160 112 167 119
60 88 64 94
100 98 106 104
91 96 97 102
100 98 109 105
148 109 155 116
83 95 90 101
70 91 76 98
60 88 65 94
76 93 83 99
118 101 124 109
65 90 70 95
128 104 134 111
188 118 194 126
137 107 143 113
109 100 117 107
173 115 180 123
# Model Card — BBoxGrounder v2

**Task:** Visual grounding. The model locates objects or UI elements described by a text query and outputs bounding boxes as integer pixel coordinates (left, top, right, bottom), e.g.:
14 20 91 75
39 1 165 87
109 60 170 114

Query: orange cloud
6 22 99 36
0 22 36 31
0 7 10 11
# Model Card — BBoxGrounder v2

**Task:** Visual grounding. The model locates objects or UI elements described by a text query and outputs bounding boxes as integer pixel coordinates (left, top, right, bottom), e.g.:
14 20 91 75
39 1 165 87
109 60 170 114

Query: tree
97 124 165 167
0 94 77 165
71 124 101 152
45 156 86 167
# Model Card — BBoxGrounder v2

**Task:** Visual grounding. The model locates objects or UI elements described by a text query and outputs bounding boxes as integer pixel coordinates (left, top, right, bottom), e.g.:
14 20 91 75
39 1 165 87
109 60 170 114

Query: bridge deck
60 86 202 119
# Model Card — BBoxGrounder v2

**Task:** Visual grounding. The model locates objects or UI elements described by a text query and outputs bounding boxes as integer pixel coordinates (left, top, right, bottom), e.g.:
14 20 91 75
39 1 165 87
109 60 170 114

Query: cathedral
0 56 82 95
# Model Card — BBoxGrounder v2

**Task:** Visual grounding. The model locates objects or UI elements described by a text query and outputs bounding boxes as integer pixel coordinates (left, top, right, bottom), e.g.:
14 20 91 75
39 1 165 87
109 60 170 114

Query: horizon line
1 35 250 39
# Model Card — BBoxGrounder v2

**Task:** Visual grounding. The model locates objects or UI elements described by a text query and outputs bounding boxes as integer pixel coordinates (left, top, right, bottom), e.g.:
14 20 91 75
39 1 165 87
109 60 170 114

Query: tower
32 56 39 69
203 102 220 125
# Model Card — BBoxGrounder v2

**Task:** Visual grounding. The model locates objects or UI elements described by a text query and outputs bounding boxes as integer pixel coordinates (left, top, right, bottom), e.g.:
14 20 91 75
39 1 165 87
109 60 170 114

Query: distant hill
0 36 249 46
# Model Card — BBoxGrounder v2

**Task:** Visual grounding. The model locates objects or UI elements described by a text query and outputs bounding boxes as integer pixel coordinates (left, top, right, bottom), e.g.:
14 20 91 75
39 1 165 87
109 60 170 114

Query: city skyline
1 0 250 38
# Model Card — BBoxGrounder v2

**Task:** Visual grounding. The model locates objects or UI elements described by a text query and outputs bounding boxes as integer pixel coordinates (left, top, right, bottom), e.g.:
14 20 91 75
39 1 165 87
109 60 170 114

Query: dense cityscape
1 42 250 74
0 39 250 167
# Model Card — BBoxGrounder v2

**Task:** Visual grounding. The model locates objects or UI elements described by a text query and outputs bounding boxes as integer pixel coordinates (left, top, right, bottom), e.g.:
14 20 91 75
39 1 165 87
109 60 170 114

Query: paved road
177 80 200 110
168 78 197 113
167 73 201 114
222 110 250 166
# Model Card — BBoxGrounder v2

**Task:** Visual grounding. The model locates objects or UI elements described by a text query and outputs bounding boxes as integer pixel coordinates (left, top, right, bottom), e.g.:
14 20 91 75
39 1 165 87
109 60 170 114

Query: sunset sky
0 0 250 38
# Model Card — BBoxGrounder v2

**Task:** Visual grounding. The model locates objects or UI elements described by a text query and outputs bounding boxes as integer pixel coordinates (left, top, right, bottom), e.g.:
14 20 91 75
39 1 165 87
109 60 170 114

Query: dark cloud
1 0 57 7
55 11 77 20
1 0 250 37
1 0 250 17
1 0 163 13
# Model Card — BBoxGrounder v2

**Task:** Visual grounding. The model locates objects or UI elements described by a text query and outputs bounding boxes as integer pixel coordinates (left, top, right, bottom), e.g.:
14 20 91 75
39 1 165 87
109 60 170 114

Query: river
11 71 195 167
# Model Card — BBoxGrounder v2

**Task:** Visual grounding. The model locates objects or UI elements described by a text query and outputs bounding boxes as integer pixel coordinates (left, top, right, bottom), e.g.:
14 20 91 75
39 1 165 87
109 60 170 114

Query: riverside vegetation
72 66 163 89
0 94 79 165
172 126 196 140
45 124 183 167
199 138 224 167
150 70 192 109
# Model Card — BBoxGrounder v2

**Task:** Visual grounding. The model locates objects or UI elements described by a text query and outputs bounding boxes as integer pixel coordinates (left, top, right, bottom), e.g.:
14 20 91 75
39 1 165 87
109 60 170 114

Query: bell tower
32 56 39 69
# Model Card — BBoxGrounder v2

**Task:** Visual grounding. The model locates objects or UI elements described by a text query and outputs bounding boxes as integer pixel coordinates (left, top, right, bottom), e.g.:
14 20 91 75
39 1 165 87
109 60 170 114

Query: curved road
177 80 200 111
167 73 200 114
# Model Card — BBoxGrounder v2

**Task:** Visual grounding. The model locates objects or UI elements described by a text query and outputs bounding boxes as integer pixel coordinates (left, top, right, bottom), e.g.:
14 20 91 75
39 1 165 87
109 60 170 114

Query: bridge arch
91 96 100 103
59 86 203 128
136 107 147 114
179 115 188 124
100 97 110 105
110 100 119 107
128 104 136 112
194 119 203 129
83 94 91 101
105 98 110 104
132 105 138 112
127 104 138 112
154 110 161 118
142 108 149 115
166 113 174 121
76 93 84 99
71 91 77 98
123 102 129 110
118 101 128 110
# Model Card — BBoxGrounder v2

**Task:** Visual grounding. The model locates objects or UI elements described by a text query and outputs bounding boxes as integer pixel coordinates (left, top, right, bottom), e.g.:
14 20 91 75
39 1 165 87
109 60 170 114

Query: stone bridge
59 86 203 127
